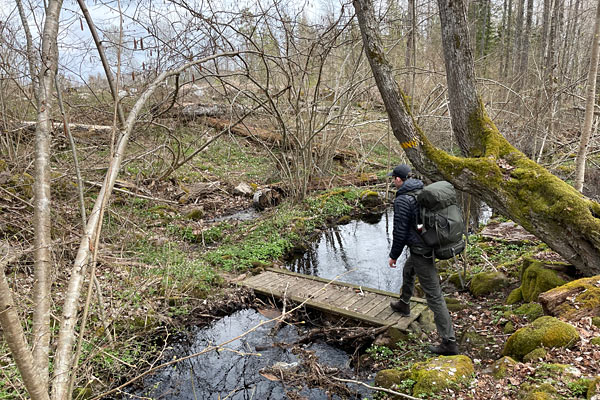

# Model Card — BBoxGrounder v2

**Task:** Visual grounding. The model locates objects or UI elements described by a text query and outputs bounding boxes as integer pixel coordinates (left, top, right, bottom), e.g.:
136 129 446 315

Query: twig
0 185 34 208
331 376 421 400
270 283 289 336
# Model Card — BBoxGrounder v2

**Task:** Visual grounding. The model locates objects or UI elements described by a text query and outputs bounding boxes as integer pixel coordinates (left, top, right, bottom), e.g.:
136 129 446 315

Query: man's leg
413 253 458 354
391 254 416 316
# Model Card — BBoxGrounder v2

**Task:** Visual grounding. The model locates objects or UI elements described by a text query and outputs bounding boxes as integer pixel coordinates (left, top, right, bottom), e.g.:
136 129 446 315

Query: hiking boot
390 300 410 317
428 339 459 356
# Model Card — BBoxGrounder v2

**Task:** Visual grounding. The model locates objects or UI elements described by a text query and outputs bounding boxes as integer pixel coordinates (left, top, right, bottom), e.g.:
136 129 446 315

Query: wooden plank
240 269 429 330
263 268 427 304
330 289 362 309
365 297 392 318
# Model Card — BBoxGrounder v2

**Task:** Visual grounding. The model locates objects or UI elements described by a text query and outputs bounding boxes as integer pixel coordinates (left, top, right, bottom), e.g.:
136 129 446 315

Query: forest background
1 0 600 398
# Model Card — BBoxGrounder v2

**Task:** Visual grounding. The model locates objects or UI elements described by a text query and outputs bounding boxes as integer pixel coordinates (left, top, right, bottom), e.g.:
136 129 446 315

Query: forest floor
1 111 600 399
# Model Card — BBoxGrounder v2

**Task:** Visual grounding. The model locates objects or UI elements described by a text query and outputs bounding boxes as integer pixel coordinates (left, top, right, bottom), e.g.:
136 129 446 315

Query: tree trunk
0 246 50 400
574 0 600 192
32 0 64 391
352 0 600 276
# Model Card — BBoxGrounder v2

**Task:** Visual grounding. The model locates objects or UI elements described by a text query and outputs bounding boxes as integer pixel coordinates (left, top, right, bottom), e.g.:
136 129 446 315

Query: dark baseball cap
387 164 411 179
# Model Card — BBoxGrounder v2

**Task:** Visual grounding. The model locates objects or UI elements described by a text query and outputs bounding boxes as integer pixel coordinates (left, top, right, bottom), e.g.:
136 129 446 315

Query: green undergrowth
204 187 363 271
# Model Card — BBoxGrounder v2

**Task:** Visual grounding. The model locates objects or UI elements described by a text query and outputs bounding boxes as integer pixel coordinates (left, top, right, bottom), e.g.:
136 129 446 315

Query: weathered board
239 268 428 331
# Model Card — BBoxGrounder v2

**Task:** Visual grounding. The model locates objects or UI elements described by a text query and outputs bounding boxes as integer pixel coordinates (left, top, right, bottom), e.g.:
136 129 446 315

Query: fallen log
538 275 600 320
176 103 248 119
199 116 360 161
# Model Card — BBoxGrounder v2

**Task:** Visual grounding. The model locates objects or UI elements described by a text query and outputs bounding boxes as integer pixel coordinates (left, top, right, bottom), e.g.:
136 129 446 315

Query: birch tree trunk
353 0 600 276
31 0 64 391
574 0 600 192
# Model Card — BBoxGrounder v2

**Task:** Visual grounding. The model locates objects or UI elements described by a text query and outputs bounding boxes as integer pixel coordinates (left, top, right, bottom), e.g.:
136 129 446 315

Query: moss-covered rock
491 356 517 379
373 368 409 389
591 337 600 346
588 376 600 399
592 317 600 329
503 316 580 361
539 276 600 320
445 297 469 312
514 303 545 321
359 190 383 208
470 271 509 297
523 347 547 362
520 382 559 400
507 287 524 305
520 260 567 302
185 208 205 220
407 355 474 396
448 272 469 290
503 320 516 334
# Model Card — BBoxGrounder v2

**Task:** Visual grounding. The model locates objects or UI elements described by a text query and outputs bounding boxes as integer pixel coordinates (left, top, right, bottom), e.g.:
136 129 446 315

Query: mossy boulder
445 297 469 312
514 303 545 321
503 321 516 334
374 356 474 396
9 172 34 199
520 382 559 400
359 190 383 208
490 356 517 379
591 337 600 346
448 272 469 290
507 287 524 305
470 271 509 297
503 316 580 361
588 376 600 399
373 368 409 389
592 317 600 329
185 208 205 220
523 347 547 362
520 260 568 302
538 276 600 320
406 355 474 396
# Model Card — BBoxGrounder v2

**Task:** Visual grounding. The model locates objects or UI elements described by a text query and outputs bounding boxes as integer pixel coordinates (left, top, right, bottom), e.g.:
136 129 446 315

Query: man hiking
387 164 459 356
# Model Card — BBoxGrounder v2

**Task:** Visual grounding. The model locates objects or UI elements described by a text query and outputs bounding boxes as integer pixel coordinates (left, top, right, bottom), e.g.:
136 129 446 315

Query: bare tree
574 0 600 192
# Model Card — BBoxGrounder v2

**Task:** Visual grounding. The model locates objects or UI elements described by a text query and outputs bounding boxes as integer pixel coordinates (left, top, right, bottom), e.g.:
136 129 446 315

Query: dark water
131 309 369 399
287 209 407 293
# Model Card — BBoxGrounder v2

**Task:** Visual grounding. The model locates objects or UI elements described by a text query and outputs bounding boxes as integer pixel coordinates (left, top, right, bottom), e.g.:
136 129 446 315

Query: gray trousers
400 250 456 341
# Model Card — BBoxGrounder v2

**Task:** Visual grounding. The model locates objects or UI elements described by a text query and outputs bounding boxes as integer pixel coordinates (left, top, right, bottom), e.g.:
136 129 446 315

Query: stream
131 205 491 399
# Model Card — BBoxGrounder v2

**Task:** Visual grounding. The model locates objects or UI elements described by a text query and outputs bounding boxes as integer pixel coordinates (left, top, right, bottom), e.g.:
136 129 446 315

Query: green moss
540 276 600 320
588 376 600 399
590 337 600 346
507 287 524 304
520 261 566 302
373 368 409 389
520 382 559 400
503 316 580 361
448 272 469 289
523 347 547 362
0 159 7 171
491 356 517 379
185 208 205 220
446 297 468 312
408 355 474 396
592 317 600 329
470 271 509 297
503 321 516 334
514 303 544 321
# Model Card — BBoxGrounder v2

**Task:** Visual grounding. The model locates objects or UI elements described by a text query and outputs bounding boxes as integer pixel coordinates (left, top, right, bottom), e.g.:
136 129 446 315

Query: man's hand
389 258 396 268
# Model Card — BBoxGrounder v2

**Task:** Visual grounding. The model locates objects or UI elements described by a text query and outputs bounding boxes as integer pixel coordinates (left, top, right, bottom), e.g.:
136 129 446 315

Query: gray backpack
410 181 466 259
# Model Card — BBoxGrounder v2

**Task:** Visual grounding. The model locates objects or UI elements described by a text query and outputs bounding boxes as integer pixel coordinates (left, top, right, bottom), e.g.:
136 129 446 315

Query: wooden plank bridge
240 268 428 331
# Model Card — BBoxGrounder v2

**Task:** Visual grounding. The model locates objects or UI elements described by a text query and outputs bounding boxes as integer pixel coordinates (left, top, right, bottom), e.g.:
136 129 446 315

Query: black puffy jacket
389 178 426 260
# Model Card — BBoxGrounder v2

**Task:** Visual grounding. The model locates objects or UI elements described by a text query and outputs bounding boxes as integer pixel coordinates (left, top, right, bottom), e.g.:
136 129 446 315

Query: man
387 164 459 356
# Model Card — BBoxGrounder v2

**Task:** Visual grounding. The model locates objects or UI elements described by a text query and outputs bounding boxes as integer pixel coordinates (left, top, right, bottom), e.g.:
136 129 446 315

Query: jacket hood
396 178 424 196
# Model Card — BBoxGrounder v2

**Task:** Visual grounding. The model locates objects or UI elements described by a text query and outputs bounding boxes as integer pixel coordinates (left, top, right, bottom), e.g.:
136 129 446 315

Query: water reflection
287 208 408 293
131 309 368 400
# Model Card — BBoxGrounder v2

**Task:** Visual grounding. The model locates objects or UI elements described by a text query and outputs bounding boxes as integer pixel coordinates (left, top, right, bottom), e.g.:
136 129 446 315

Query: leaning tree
353 0 600 276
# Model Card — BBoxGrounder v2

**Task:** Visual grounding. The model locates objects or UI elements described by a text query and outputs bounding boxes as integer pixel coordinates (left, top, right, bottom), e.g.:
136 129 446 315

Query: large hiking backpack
412 181 466 260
